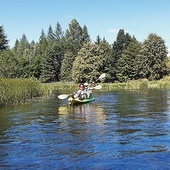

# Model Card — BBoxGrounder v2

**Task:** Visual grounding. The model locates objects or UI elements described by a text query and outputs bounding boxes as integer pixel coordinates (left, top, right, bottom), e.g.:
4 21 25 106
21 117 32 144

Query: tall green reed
0 78 43 107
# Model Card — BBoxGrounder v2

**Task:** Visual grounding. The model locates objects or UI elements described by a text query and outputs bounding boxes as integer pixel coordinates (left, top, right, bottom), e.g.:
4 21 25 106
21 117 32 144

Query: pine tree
39 29 48 54
47 25 54 43
107 29 133 82
65 19 83 52
60 50 75 81
40 46 59 82
60 19 89 81
54 22 64 41
0 26 8 52
82 25 90 43
0 50 22 78
116 37 142 82
95 35 101 45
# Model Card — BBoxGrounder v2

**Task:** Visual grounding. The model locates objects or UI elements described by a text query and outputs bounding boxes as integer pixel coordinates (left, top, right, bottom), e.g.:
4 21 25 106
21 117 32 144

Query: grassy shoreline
1 78 170 108
42 78 170 91
0 78 43 107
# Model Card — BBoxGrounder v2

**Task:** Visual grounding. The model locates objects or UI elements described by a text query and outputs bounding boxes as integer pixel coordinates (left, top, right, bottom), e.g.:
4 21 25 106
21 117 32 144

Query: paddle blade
98 73 106 80
93 85 102 89
58 94 70 99
90 85 102 90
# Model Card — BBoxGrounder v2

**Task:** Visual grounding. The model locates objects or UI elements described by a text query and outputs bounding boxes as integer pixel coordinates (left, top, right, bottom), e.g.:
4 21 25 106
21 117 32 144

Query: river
0 89 170 169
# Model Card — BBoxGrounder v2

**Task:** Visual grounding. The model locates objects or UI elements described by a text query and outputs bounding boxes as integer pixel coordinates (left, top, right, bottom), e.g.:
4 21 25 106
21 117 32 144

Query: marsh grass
42 79 170 93
102 79 170 90
1 78 170 108
41 82 78 96
0 78 43 107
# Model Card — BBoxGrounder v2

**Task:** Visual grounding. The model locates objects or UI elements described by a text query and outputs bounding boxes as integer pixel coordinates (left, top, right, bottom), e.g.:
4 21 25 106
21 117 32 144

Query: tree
65 19 83 52
39 29 46 40
40 45 62 83
116 37 142 82
0 26 8 52
107 29 133 82
54 22 64 41
0 50 22 78
72 42 111 83
82 25 90 43
39 29 48 54
47 25 54 43
98 39 112 78
60 19 89 81
95 35 101 45
60 50 75 81
13 39 19 51
14 34 30 57
138 33 168 80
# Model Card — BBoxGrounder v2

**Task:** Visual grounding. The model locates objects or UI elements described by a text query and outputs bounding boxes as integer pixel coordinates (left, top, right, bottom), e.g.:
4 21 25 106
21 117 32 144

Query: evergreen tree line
0 19 169 83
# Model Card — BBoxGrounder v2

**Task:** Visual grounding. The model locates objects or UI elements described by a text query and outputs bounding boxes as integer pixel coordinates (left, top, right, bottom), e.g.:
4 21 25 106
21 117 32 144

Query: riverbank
1 78 170 108
0 78 43 107
42 78 170 91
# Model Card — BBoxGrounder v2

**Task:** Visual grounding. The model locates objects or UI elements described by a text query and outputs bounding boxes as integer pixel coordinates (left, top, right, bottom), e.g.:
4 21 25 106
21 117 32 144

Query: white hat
84 82 88 86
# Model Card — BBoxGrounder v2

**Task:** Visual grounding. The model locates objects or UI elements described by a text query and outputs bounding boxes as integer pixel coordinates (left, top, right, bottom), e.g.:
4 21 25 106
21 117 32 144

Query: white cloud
107 28 118 33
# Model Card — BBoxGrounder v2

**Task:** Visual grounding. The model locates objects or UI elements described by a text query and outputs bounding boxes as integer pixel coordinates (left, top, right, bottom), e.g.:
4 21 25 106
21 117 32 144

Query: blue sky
1 0 170 52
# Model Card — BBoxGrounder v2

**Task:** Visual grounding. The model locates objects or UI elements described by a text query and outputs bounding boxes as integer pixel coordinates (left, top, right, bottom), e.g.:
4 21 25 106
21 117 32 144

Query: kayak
68 97 95 105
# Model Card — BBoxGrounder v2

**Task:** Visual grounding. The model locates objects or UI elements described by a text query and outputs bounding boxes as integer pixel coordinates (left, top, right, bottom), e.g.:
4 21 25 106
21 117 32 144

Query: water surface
0 89 170 169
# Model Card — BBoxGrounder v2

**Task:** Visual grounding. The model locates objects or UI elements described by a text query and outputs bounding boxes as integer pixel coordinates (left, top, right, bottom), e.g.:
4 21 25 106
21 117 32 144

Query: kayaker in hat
84 82 92 98
72 83 86 100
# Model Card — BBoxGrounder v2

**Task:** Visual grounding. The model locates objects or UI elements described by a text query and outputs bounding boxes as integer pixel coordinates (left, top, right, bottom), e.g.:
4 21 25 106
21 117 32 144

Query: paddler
72 84 87 100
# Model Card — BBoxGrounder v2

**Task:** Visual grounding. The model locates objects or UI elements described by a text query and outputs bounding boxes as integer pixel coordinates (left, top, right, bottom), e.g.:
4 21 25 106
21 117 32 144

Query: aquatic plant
0 78 43 107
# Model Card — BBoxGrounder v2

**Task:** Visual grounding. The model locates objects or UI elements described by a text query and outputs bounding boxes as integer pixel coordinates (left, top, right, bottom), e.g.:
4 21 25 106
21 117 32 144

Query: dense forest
0 19 169 83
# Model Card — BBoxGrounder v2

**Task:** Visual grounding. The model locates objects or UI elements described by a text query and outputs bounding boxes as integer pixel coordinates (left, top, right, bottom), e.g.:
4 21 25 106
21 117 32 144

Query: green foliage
60 50 75 81
0 50 22 78
0 78 43 107
107 29 133 82
82 25 90 43
72 41 111 83
60 19 91 81
40 45 60 83
65 19 83 52
39 29 49 54
47 25 55 43
116 38 142 82
0 26 8 52
0 20 169 84
138 33 168 80
54 22 64 41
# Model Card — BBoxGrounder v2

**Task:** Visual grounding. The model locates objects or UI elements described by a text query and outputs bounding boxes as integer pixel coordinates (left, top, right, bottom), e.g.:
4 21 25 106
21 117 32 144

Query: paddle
58 73 105 100
58 85 102 99
95 73 106 82
89 84 102 90
58 94 72 100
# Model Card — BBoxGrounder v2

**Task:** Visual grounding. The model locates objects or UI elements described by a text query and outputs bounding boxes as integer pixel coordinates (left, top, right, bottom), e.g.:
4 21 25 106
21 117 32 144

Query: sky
1 0 170 52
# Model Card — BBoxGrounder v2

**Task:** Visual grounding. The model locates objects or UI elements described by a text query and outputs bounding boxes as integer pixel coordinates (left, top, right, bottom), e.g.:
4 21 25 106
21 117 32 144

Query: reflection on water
0 89 170 169
58 104 106 126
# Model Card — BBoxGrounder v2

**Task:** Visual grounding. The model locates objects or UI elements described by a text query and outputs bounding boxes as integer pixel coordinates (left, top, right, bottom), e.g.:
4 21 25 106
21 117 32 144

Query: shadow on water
0 89 170 169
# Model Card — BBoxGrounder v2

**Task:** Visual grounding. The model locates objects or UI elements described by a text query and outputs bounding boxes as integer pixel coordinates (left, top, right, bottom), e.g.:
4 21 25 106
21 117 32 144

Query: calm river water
0 89 170 169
